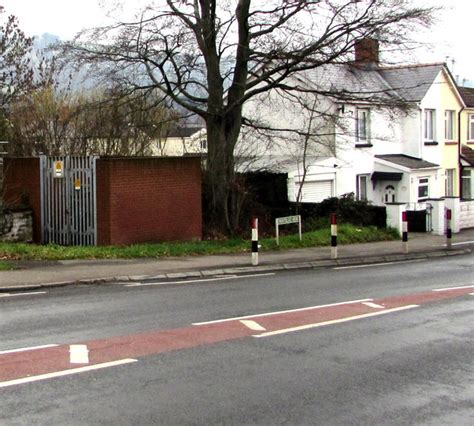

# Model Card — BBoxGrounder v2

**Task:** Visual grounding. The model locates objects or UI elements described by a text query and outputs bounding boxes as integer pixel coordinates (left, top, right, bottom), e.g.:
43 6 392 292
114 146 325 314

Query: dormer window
356 108 370 142
424 109 436 141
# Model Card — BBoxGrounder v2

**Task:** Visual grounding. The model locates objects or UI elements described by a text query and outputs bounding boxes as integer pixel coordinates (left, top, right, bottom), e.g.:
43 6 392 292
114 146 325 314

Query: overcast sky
2 0 472 83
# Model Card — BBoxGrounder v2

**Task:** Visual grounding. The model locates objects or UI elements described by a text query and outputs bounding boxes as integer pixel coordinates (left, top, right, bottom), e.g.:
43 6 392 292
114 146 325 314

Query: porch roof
371 171 403 182
375 154 439 170
461 145 474 166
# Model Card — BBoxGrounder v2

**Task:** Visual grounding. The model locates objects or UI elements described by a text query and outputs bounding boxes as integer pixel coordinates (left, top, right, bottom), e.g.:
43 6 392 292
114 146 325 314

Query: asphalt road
1 254 473 425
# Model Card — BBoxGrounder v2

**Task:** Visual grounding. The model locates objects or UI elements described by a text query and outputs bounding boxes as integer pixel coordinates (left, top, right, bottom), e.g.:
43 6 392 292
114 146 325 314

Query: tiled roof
375 154 439 169
297 63 447 105
299 64 398 102
379 64 444 102
167 127 203 138
458 87 474 108
461 145 474 166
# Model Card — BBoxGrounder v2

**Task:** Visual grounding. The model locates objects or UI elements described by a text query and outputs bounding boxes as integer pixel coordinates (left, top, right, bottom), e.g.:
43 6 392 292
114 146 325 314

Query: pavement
1 229 474 292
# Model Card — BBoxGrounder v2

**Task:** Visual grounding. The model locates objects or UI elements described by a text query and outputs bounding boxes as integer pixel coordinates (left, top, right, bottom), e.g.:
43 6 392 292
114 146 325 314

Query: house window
356 108 370 142
424 109 436 141
418 177 429 200
444 110 455 140
468 114 474 141
462 169 472 199
200 138 207 151
445 168 455 197
356 174 369 200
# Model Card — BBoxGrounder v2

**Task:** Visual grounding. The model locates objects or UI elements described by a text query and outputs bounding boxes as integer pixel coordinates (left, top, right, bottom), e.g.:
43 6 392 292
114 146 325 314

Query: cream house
458 87 474 200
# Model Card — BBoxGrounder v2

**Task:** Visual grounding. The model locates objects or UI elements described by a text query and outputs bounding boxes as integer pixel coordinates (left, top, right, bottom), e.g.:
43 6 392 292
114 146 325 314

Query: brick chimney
354 38 379 65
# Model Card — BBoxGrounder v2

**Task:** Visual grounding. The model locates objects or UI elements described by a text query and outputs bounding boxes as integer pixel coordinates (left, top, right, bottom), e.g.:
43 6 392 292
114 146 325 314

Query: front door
384 185 396 203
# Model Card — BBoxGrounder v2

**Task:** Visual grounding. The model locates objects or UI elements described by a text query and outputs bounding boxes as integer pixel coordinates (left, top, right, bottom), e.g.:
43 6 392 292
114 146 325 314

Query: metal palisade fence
40 156 98 246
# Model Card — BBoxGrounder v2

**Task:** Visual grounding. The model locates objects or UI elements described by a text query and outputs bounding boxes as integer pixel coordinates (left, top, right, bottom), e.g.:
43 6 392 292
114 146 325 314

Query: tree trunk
205 112 242 234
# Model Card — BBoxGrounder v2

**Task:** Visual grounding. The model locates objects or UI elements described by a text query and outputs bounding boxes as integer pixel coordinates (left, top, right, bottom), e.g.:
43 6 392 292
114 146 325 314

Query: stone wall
0 209 33 242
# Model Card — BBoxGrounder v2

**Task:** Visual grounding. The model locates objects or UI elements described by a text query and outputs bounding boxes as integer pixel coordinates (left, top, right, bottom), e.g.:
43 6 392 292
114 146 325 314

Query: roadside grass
0 224 399 262
0 260 13 270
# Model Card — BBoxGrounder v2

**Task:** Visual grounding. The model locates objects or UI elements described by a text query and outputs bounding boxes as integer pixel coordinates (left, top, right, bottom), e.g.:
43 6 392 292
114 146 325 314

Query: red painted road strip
1 285 472 386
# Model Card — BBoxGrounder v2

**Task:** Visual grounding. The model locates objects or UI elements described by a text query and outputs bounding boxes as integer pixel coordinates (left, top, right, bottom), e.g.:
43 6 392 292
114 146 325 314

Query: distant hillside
33 33 60 50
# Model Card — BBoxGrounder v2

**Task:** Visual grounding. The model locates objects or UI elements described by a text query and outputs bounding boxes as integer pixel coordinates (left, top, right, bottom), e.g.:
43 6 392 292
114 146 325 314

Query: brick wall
96 157 202 245
2 156 202 246
2 158 42 243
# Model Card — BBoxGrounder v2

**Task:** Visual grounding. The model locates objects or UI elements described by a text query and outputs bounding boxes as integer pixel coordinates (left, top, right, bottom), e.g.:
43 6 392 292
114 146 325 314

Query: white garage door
297 180 334 202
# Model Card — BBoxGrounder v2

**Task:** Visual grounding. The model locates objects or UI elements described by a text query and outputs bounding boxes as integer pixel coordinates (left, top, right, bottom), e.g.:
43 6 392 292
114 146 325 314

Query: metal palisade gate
40 156 98 246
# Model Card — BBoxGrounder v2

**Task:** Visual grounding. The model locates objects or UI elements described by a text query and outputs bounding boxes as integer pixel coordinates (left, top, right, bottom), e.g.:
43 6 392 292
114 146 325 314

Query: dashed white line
0 344 58 355
193 299 373 325
253 305 420 338
240 320 266 331
362 302 385 309
0 291 47 298
69 345 90 364
125 273 275 287
432 284 474 292
0 359 138 389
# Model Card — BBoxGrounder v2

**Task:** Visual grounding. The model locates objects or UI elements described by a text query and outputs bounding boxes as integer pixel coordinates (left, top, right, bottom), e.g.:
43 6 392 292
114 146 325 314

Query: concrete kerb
0 247 471 293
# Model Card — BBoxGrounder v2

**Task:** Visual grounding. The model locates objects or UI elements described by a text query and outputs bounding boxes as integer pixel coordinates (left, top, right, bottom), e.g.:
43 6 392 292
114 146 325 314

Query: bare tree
8 79 178 157
0 6 38 225
63 0 434 233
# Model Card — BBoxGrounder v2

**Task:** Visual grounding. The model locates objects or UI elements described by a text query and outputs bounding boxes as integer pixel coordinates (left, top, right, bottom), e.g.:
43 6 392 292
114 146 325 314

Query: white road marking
193 299 373 325
0 344 58 355
362 302 385 309
240 320 266 331
69 345 89 364
334 260 422 270
125 273 275 287
0 291 47 298
253 305 420 338
432 284 474 292
0 359 138 389
443 240 474 246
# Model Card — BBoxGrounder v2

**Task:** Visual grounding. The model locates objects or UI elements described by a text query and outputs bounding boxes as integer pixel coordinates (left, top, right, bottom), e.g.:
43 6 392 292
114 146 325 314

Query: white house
150 126 206 157
239 40 464 210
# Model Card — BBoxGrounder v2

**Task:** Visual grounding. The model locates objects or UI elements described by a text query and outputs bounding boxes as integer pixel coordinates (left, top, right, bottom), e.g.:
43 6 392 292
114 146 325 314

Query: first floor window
445 168 456 197
356 108 370 142
356 174 369 200
444 110 455 140
469 114 474 141
462 169 472 199
424 109 436 141
418 177 429 200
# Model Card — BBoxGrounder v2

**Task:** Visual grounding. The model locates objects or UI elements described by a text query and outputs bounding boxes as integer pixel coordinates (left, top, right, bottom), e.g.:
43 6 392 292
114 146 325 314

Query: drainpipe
458 106 465 199
418 106 423 159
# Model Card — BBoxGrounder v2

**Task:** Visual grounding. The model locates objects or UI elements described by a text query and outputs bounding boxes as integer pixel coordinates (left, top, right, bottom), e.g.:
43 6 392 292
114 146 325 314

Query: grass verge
0 224 399 261
0 260 14 271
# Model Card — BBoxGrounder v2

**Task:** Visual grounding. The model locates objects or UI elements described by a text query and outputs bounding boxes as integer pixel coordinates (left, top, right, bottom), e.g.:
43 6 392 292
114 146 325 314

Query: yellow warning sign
74 178 81 191
54 161 64 178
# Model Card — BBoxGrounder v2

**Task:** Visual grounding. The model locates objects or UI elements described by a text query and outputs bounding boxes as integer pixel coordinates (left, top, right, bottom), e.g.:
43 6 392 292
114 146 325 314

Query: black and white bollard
402 211 408 253
446 208 452 248
251 217 259 266
331 213 337 259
